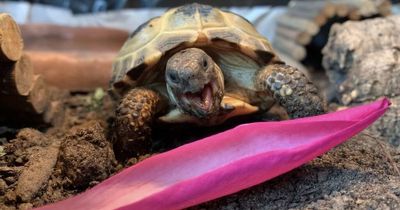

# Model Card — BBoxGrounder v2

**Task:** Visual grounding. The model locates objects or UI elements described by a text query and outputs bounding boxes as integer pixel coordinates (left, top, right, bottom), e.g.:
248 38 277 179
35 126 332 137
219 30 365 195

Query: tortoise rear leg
256 64 326 118
112 88 165 158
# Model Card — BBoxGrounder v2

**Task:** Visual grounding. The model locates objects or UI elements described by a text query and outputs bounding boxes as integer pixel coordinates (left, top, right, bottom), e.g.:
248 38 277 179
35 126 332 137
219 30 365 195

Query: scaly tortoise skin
110 3 326 157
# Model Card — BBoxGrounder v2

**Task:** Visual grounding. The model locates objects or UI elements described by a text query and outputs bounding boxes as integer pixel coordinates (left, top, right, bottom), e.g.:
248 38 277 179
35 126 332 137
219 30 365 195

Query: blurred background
0 0 400 146
0 0 398 95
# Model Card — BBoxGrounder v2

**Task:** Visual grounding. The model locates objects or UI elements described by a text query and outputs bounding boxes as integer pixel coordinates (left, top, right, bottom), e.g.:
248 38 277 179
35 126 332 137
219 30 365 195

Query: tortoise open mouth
184 82 215 112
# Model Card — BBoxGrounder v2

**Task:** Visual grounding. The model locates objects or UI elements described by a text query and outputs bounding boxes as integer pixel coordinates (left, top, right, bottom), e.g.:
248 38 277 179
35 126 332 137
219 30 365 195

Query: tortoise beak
181 80 222 117
184 83 214 111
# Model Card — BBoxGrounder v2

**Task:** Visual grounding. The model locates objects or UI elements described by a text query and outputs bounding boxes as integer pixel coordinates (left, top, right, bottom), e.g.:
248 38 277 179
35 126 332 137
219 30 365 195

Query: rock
368 95 400 147
4 177 16 185
15 140 60 202
18 203 33 210
322 16 400 147
58 120 116 188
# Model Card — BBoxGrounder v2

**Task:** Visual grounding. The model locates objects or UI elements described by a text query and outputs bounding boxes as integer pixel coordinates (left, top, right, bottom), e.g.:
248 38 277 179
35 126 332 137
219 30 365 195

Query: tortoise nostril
202 59 208 70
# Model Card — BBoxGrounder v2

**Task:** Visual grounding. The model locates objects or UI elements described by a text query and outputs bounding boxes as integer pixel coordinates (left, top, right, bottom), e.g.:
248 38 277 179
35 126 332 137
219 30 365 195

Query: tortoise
110 3 326 156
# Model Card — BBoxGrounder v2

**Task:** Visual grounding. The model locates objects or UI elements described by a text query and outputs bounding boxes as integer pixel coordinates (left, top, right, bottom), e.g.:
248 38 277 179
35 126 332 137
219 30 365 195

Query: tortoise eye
168 71 179 83
202 59 208 69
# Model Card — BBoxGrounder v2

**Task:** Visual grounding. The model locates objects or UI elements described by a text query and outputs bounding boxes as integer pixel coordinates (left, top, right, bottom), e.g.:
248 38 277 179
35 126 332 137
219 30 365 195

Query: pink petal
37 98 390 210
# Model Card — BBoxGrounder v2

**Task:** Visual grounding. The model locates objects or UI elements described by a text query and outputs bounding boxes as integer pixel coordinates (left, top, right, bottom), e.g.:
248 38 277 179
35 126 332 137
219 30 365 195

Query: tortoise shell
111 3 280 93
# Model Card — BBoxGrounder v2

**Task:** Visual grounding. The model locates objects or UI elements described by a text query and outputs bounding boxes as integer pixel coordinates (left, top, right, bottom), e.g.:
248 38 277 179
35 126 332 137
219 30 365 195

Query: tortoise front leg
256 64 326 118
112 88 165 158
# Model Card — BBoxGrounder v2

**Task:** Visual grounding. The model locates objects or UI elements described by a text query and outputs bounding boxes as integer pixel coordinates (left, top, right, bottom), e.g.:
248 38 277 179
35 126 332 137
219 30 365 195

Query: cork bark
322 15 400 147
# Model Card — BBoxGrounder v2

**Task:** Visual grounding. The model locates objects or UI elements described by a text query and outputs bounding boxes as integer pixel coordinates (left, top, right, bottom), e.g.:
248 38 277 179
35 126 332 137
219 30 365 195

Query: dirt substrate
0 93 399 209
193 133 400 209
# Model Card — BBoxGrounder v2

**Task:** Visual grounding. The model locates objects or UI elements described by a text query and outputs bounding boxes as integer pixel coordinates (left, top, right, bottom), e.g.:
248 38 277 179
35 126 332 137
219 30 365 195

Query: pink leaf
37 98 390 210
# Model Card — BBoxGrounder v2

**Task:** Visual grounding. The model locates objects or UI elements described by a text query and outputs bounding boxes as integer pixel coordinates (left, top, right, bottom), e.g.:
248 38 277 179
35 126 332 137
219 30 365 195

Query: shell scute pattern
111 3 277 92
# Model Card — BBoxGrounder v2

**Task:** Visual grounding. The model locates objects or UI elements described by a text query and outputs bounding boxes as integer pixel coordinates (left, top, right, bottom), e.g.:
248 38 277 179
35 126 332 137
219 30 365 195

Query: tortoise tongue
184 83 214 111
201 84 213 110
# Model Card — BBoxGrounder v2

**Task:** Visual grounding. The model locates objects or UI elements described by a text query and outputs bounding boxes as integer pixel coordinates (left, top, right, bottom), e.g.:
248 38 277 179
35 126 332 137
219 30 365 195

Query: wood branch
277 15 319 36
275 25 312 45
0 54 34 96
0 13 23 63
273 36 306 61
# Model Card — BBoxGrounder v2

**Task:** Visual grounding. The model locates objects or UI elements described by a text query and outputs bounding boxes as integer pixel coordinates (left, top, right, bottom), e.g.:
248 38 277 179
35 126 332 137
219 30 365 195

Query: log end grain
0 13 23 63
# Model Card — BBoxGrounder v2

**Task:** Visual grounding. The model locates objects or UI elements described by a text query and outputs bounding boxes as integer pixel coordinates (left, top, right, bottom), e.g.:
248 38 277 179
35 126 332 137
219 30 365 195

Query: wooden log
273 36 306 61
28 75 49 114
330 0 391 17
334 4 351 17
25 51 113 91
0 54 67 126
289 1 336 18
348 9 362 20
20 24 128 91
0 75 49 113
0 54 34 96
0 17 67 127
44 100 65 127
0 75 65 126
377 0 392 16
277 15 319 36
43 87 69 126
0 13 23 63
287 8 328 26
275 25 312 45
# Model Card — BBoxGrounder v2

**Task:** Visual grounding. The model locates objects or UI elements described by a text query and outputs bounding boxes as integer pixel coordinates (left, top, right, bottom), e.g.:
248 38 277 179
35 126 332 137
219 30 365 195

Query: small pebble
4 176 16 185
342 94 352 105
15 157 24 164
360 83 372 94
350 89 359 99
4 191 16 202
18 203 33 210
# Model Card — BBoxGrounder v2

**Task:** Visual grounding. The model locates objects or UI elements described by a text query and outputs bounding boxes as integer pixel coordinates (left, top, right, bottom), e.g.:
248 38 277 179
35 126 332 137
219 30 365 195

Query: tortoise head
165 48 224 118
